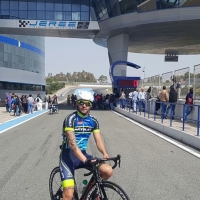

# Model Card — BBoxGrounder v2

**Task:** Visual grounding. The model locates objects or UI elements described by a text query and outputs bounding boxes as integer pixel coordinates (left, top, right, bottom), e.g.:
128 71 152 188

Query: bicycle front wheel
49 167 63 200
86 180 130 200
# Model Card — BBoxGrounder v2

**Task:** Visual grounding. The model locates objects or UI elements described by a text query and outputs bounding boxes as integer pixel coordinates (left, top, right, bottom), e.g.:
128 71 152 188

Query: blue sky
45 37 200 82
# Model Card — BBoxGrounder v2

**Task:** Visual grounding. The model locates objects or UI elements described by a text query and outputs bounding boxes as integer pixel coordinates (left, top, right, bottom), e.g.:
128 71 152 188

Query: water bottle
79 180 88 194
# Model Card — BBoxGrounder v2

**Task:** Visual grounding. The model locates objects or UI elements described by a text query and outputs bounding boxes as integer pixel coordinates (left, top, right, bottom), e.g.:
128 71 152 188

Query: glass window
1 10 9 15
28 11 36 19
10 10 18 18
81 12 89 20
72 0 81 11
55 3 62 11
46 3 54 11
0 43 4 51
54 12 63 20
37 11 45 19
72 12 80 20
3 61 8 68
28 2 37 10
0 52 3 60
63 12 71 20
81 0 89 11
19 11 27 19
19 1 27 10
1 1 9 9
46 11 54 20
37 2 45 10
63 0 72 11
10 1 19 10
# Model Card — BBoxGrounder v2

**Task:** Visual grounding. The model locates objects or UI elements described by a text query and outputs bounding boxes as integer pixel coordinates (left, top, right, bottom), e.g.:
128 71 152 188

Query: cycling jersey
60 111 100 188
62 111 100 150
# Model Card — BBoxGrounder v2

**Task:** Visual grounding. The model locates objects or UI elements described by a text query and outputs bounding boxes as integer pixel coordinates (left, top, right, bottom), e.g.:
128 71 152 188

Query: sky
45 37 200 83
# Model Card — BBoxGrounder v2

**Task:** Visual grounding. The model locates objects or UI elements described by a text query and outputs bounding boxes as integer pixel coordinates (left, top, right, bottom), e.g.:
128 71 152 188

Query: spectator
109 94 114 110
36 94 42 111
176 79 181 99
119 91 126 109
27 94 34 114
132 88 138 112
155 89 161 115
181 87 193 122
138 87 146 112
6 93 12 113
146 87 152 101
165 85 177 119
15 95 21 116
159 86 169 119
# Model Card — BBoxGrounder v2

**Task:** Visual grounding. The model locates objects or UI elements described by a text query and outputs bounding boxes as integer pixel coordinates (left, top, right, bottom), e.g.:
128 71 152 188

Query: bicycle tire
49 167 79 200
86 180 130 200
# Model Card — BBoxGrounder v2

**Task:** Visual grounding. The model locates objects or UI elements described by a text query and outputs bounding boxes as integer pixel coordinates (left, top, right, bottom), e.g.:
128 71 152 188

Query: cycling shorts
59 148 94 188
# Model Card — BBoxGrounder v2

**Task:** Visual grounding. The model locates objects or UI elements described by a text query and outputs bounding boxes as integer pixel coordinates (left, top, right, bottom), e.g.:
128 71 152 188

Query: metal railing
116 98 200 136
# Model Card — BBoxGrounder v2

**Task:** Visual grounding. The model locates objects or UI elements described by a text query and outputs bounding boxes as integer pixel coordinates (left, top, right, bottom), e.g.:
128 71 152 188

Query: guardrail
116 98 200 136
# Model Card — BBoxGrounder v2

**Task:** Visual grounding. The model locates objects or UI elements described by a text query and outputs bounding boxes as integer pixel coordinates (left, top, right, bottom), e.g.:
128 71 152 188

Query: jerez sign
165 54 178 62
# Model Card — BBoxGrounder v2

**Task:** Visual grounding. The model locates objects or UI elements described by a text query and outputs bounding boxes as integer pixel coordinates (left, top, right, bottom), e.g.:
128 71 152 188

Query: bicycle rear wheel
86 180 130 200
49 166 79 200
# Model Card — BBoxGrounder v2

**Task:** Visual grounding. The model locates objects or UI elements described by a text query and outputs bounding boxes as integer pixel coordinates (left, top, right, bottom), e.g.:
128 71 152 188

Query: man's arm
93 132 109 158
66 130 87 163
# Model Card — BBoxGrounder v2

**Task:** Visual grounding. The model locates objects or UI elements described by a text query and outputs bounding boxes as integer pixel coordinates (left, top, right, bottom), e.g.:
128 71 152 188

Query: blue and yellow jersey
63 111 100 150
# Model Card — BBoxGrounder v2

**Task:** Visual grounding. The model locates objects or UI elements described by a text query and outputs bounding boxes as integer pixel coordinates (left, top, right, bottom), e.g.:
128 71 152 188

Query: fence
116 98 200 136
140 65 200 99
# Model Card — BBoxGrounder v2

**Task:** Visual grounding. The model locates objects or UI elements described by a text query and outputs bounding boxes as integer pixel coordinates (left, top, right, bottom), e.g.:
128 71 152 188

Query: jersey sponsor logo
78 120 83 124
75 127 92 132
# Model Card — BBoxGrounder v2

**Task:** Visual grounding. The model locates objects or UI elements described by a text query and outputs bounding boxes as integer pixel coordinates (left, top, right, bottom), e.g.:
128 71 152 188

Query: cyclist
60 90 113 200
67 95 71 106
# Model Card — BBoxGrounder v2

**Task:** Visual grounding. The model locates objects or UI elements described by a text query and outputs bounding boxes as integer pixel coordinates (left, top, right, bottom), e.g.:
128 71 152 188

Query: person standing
138 87 146 112
119 91 126 109
159 86 169 119
27 94 34 114
165 86 177 119
132 88 138 112
181 87 193 122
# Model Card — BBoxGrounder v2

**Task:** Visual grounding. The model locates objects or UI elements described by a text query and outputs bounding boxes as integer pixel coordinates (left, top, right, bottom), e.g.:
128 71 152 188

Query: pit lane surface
0 88 200 200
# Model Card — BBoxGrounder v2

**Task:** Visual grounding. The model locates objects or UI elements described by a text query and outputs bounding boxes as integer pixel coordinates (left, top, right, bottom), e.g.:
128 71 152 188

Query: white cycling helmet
76 90 94 102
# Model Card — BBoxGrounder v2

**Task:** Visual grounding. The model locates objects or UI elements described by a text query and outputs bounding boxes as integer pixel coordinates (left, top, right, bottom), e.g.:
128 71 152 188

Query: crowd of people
66 93 115 110
119 84 194 122
4 93 58 116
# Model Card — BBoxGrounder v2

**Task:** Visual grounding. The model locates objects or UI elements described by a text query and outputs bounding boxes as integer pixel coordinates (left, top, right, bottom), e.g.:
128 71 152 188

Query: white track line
113 111 200 159
0 110 48 135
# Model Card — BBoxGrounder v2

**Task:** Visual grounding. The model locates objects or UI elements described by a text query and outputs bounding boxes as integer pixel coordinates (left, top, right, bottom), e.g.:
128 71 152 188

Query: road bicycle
49 154 130 200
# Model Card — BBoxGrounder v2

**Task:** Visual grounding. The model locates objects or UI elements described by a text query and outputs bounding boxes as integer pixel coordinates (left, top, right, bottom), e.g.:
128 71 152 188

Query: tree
98 75 108 84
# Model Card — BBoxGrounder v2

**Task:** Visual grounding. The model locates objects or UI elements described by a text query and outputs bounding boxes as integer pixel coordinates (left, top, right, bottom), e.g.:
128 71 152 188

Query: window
19 1 27 10
19 10 27 18
10 1 19 10
63 0 72 11
72 0 81 11
63 12 71 20
37 11 45 19
28 2 37 10
37 2 45 10
46 2 54 11
81 12 89 20
55 0 63 11
1 10 9 15
10 10 19 19
54 12 63 20
72 12 80 20
1 1 9 9
28 11 36 19
81 0 89 11
46 11 54 20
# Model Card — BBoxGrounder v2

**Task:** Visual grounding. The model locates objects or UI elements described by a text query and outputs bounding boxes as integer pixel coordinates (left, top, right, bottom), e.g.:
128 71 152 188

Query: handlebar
84 154 121 177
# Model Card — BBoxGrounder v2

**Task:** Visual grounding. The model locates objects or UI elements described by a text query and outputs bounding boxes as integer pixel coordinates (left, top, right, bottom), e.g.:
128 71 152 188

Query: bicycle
49 154 130 200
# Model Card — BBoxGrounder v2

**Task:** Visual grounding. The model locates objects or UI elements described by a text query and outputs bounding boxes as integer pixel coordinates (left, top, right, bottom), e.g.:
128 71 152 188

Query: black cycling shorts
59 148 94 188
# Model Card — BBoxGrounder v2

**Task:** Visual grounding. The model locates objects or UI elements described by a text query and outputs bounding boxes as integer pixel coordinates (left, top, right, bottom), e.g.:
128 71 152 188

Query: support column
107 33 129 77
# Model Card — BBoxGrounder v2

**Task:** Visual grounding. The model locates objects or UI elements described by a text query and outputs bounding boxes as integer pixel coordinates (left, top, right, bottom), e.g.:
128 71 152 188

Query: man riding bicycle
60 90 113 200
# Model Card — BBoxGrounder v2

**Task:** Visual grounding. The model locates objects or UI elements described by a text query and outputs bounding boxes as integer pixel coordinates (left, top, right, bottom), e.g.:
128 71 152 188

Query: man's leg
99 163 113 180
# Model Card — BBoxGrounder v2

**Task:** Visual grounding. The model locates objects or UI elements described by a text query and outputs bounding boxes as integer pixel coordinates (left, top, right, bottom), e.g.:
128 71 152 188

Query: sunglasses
77 100 92 106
